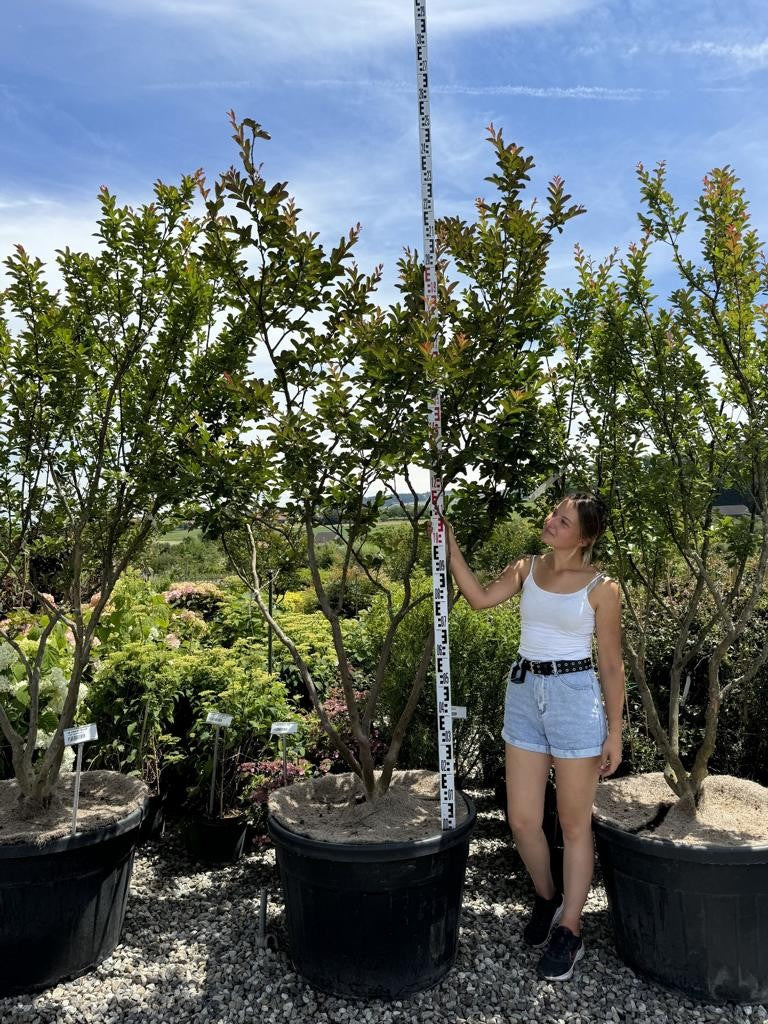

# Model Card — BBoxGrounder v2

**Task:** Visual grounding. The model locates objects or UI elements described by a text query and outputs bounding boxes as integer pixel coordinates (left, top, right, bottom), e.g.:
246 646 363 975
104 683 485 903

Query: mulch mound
269 769 470 843
593 771 768 845
0 770 148 846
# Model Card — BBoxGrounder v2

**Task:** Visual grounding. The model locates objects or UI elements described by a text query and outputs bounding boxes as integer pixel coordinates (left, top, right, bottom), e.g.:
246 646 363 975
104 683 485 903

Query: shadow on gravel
7 796 761 1024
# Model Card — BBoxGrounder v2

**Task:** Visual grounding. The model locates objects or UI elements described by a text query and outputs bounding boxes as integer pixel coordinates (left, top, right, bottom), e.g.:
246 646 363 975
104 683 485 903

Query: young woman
444 492 625 982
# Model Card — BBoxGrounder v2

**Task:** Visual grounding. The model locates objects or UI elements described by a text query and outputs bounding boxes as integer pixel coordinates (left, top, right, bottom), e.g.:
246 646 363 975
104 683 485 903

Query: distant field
159 521 406 545
158 527 203 545
313 519 407 541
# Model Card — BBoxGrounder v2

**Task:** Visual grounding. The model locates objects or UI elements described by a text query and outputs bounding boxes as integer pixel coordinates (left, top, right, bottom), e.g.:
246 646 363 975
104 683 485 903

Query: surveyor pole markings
415 0 456 831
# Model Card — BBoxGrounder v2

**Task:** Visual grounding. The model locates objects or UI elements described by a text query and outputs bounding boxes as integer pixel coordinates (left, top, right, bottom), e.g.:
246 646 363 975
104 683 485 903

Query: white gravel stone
0 789 765 1023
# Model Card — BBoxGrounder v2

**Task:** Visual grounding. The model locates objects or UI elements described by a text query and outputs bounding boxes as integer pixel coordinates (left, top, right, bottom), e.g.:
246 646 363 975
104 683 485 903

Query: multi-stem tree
0 178 240 809
202 114 584 802
561 162 768 809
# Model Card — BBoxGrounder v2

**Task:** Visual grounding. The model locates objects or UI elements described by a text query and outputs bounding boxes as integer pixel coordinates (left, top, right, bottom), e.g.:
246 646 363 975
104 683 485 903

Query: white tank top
518 555 604 661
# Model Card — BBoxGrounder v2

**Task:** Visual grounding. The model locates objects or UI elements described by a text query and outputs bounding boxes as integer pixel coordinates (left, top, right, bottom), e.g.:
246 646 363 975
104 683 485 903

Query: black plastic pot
0 802 146 996
593 817 768 1003
268 793 477 1000
185 814 248 864
138 790 167 845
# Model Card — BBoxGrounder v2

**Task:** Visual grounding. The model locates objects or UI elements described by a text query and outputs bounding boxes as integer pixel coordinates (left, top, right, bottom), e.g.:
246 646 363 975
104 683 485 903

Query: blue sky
2 1 768 303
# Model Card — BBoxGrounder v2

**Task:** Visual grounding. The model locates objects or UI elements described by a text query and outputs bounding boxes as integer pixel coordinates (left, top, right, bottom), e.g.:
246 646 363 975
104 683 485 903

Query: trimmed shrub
472 514 542 580
208 588 267 647
361 583 521 783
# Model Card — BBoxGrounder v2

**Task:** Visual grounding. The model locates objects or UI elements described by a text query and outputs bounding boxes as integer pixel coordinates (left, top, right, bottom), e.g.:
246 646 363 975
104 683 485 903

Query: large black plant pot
138 790 168 845
268 793 477 1000
185 814 248 864
593 817 768 1004
0 802 146 996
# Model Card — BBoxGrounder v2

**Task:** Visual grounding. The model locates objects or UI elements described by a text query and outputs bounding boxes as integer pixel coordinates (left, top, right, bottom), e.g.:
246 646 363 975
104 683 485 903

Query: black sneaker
522 892 564 948
536 925 585 981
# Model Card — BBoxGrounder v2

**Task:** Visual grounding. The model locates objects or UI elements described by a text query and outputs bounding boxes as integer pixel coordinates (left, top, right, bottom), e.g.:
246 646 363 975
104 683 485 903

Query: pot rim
592 814 768 864
187 812 249 827
268 791 477 862
0 801 147 860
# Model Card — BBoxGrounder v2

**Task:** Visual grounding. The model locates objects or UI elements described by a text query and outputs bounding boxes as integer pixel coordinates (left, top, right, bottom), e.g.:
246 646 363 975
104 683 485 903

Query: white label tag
64 724 98 746
271 722 298 736
206 712 233 727
451 706 467 720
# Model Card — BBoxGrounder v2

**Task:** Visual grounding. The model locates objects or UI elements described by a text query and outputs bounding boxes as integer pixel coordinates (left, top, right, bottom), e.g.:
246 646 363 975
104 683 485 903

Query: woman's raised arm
444 521 530 610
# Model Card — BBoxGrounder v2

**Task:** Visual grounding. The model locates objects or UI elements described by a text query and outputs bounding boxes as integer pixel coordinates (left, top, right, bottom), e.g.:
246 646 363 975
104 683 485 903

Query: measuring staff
414 0 456 832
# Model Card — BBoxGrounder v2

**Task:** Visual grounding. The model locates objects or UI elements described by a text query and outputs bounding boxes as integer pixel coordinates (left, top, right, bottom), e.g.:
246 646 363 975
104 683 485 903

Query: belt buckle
551 660 558 676
509 658 526 684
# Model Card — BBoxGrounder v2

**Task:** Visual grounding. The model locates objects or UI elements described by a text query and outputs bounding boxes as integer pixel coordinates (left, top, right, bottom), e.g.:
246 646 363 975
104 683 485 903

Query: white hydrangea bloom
45 667 69 713
0 643 18 672
48 666 68 688
35 730 52 750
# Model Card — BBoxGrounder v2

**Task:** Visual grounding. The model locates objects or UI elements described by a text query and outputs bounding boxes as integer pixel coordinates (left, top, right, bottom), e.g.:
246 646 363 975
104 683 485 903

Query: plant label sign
65 724 97 836
270 722 298 736
206 712 233 728
64 723 98 746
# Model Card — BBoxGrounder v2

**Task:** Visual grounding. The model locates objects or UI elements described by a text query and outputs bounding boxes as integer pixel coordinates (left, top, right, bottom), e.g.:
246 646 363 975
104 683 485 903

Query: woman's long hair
565 491 609 564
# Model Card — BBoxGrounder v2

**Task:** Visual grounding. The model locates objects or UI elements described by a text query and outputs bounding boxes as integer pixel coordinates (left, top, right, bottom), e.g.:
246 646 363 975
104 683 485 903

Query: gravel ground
1 789 766 1024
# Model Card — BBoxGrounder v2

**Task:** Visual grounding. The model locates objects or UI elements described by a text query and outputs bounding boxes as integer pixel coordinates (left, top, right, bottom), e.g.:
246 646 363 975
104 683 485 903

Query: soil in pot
593 772 768 1004
268 768 471 843
594 771 768 844
0 771 148 996
0 769 147 845
268 770 476 1000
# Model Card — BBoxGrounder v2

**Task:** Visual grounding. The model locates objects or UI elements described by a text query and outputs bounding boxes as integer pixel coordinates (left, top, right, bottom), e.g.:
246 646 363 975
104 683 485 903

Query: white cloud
294 79 660 101
77 0 599 50
0 196 103 290
579 35 768 72
667 38 768 68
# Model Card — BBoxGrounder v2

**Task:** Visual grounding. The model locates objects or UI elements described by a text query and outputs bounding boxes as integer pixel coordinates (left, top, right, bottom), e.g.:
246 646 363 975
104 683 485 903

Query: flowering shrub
237 757 312 836
163 581 225 619
0 617 81 779
242 757 313 804
302 685 386 776
169 608 209 645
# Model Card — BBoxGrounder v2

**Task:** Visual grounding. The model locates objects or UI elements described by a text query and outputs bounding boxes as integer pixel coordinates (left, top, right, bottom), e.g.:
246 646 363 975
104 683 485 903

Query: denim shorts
501 665 607 758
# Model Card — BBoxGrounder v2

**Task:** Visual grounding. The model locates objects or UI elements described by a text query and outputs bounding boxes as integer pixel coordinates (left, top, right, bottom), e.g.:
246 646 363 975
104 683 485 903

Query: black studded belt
509 656 594 684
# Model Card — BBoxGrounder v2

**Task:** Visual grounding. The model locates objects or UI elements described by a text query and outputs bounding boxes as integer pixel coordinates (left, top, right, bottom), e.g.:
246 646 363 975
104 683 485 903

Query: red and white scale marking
414 0 457 830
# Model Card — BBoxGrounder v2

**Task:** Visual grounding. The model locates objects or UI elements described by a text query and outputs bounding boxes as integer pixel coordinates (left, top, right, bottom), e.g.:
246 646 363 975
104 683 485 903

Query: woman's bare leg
552 755 602 935
505 743 556 898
